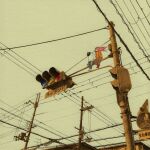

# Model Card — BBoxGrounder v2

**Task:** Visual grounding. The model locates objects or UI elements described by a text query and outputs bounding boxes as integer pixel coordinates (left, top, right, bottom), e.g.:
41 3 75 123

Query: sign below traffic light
36 67 75 98
137 100 150 129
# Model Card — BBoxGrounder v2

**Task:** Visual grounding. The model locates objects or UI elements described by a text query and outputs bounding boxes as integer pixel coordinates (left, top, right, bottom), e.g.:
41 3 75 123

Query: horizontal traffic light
35 67 75 98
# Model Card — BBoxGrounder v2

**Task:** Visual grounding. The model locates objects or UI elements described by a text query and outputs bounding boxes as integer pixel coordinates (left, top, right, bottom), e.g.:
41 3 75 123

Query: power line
72 58 148 91
129 0 150 38
4 95 78 144
63 91 120 133
57 122 124 141
67 90 123 134
39 64 150 108
0 119 63 144
0 42 42 73
135 0 150 26
95 139 149 148
0 27 106 51
111 0 150 62
90 134 124 142
66 56 88 73
56 92 122 146
72 56 148 89
0 97 77 144
146 0 150 8
40 65 150 107
4 51 38 75
122 0 150 50
0 106 75 143
0 50 35 76
91 0 150 80
129 12 150 25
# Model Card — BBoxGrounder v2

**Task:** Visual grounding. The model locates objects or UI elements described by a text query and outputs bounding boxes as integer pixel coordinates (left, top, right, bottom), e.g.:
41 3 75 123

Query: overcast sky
0 0 150 150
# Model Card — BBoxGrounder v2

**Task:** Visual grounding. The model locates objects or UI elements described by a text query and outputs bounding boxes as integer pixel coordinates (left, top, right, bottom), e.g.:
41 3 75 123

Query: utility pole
78 96 84 150
77 96 94 150
108 21 135 150
24 93 40 150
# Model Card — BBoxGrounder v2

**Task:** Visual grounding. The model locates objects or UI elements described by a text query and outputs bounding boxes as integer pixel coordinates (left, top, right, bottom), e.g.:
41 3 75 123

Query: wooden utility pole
77 97 94 150
78 96 84 150
24 93 40 150
108 21 135 150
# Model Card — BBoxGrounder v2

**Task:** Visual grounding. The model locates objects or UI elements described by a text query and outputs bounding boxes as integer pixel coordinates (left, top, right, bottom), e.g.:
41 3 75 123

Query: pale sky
0 0 150 150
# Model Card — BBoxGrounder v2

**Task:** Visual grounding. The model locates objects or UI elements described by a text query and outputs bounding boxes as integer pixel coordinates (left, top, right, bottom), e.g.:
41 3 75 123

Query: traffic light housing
109 66 132 93
35 67 75 98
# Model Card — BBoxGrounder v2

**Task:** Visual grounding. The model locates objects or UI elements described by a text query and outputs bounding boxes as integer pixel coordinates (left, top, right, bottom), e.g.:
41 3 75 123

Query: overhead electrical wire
95 139 145 148
65 38 110 73
91 0 150 80
2 67 147 148
39 64 150 107
111 0 150 62
57 122 125 141
66 90 124 134
0 27 106 51
146 0 150 8
71 58 148 91
40 66 150 114
72 61 148 90
0 42 42 73
0 47 39 77
0 119 63 144
135 0 150 26
89 134 124 142
5 51 38 75
129 0 150 38
63 91 121 135
0 37 148 148
5 108 77 143
42 91 122 146
0 2 149 148
92 82 150 107
0 105 77 143
129 12 150 25
28 121 128 149
0 103 76 144
122 0 150 48
0 50 35 76
3 52 146 120
0 29 108 78
0 94 39 120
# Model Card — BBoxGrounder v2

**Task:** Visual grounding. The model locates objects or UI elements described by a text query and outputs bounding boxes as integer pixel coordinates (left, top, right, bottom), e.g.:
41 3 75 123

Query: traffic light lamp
36 74 47 87
42 71 51 82
109 66 132 93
